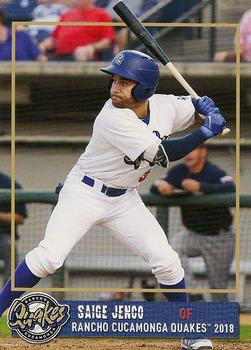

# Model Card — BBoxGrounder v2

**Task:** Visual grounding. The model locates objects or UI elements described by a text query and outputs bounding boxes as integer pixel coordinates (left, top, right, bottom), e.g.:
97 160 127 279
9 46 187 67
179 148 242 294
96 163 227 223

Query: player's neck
130 101 149 119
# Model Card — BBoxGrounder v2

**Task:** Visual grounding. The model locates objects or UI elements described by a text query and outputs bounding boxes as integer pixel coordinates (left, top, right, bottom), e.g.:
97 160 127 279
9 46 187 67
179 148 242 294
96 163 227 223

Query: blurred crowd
0 0 250 62
0 0 205 62
0 0 166 62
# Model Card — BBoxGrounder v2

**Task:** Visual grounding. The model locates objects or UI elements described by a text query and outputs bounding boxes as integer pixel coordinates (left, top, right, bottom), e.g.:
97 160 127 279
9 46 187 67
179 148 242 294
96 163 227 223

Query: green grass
239 325 251 342
0 316 10 337
0 315 250 342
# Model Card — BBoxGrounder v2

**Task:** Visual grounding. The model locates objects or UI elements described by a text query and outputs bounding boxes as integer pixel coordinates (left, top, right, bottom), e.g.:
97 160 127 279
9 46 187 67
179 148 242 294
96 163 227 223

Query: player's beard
111 95 124 108
111 93 137 109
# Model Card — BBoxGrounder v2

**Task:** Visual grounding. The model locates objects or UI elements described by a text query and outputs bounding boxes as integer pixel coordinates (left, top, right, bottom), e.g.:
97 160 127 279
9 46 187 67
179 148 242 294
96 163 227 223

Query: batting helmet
101 50 159 101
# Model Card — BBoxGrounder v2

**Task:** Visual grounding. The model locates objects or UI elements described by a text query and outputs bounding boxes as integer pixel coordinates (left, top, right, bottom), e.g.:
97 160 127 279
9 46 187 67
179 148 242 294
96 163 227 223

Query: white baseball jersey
26 93 194 285
76 94 195 188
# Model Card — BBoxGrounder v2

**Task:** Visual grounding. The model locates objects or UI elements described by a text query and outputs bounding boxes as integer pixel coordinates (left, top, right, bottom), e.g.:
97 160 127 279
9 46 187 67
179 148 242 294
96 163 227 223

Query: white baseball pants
26 166 184 285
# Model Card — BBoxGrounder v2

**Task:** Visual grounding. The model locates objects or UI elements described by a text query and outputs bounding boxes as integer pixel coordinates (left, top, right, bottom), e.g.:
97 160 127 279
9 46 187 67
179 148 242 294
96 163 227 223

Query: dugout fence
0 191 250 310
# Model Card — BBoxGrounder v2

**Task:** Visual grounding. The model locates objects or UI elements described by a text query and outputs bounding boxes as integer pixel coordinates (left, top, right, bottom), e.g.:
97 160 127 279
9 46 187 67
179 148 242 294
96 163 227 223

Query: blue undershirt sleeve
161 129 207 162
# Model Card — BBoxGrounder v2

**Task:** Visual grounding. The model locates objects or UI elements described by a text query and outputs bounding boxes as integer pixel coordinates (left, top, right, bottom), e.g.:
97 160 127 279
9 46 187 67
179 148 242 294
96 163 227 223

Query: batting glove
200 113 226 139
192 96 220 116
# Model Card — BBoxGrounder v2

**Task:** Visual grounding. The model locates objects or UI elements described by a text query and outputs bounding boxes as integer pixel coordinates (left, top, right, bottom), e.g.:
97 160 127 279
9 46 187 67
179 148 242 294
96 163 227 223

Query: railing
133 0 217 61
0 190 248 206
0 191 250 308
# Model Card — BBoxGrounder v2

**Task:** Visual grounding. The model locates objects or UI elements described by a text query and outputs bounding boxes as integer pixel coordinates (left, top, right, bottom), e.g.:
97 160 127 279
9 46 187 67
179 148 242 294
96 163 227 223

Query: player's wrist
200 113 226 139
192 96 220 117
199 126 214 139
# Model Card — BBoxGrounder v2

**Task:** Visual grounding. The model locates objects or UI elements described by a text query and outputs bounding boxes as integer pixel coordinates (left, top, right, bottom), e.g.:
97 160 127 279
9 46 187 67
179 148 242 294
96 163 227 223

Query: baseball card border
11 21 240 294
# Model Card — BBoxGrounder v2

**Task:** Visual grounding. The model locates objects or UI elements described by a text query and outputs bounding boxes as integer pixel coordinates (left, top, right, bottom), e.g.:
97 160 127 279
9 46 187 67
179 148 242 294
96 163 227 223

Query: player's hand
192 96 220 116
200 113 226 139
182 179 201 192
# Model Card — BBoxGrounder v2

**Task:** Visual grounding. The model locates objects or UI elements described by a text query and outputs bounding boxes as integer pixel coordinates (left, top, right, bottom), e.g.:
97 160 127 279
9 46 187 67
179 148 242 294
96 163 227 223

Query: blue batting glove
192 96 220 116
200 113 226 139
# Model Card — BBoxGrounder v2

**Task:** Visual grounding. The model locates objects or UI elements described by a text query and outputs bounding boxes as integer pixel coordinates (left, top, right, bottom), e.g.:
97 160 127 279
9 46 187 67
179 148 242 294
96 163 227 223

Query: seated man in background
39 0 115 61
153 144 235 302
0 171 27 285
215 8 251 62
28 0 72 44
0 8 47 61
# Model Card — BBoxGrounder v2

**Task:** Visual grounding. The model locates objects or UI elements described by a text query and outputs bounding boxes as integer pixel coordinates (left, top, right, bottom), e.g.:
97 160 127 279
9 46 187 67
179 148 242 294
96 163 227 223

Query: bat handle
166 62 230 136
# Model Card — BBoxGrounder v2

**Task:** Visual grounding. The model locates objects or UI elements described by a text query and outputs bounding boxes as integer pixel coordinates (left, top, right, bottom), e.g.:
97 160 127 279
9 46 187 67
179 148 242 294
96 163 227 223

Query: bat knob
221 127 230 136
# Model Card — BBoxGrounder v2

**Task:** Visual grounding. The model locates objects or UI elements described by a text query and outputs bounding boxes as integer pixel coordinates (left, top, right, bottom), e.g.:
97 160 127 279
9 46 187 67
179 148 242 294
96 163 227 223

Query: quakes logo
8 292 70 344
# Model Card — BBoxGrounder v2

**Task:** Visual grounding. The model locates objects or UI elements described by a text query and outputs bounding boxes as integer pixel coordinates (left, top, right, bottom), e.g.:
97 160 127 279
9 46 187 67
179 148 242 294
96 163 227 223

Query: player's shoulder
151 94 191 103
150 94 192 112
150 94 174 104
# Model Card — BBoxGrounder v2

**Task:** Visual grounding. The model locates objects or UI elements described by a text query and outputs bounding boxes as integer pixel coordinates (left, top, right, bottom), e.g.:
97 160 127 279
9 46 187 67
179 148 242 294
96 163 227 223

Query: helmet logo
115 53 125 65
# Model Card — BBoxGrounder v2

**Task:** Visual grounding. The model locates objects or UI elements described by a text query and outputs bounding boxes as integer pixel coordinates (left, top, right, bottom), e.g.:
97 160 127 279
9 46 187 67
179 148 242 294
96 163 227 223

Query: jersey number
138 170 151 183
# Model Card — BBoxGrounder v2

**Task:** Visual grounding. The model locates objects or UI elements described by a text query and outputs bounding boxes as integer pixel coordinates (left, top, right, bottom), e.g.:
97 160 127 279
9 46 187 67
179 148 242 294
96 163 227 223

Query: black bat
113 1 230 135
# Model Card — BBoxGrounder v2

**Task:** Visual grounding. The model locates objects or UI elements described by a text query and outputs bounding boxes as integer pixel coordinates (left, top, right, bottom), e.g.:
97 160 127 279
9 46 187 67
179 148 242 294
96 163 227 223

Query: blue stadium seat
1 0 37 23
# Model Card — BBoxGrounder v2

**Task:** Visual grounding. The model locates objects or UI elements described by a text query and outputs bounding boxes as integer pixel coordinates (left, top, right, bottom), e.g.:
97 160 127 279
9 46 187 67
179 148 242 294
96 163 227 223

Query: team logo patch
8 292 70 344
115 52 125 65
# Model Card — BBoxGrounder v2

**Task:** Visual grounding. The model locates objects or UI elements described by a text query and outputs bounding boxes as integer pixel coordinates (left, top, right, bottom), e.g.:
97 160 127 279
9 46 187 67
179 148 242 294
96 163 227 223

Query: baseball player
0 50 226 349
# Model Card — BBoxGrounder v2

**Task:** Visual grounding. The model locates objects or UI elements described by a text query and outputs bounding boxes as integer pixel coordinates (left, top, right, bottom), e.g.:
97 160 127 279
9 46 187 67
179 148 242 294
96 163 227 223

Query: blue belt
82 175 127 197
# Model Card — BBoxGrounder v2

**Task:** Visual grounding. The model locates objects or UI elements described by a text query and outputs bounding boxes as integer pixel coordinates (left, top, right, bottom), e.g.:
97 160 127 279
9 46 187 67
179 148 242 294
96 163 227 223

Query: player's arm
143 112 226 167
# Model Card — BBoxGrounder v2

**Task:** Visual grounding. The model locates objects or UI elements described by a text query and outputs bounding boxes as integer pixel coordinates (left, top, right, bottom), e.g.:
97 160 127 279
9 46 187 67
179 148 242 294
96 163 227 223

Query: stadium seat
1 0 37 23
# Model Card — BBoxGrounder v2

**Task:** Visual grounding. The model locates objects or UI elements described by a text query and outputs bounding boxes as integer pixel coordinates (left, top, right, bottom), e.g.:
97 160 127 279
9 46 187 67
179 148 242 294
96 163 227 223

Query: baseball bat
113 1 230 136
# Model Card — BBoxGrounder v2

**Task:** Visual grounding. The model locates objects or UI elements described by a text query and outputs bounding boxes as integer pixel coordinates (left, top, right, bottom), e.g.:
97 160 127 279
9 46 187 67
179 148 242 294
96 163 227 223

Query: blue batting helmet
101 50 159 101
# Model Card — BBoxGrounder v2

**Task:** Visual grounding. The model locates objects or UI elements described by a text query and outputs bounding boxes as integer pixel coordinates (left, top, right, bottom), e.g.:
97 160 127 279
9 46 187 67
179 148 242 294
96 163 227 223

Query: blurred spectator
152 145 235 301
0 171 27 285
141 278 156 302
28 1 71 44
0 9 47 61
0 0 37 23
108 0 199 51
100 292 129 301
215 9 251 62
104 0 161 52
104 0 144 20
39 0 115 61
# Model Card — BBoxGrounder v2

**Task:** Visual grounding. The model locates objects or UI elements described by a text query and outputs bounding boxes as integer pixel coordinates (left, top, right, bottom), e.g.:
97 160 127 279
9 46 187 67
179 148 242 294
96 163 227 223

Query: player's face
110 75 138 108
